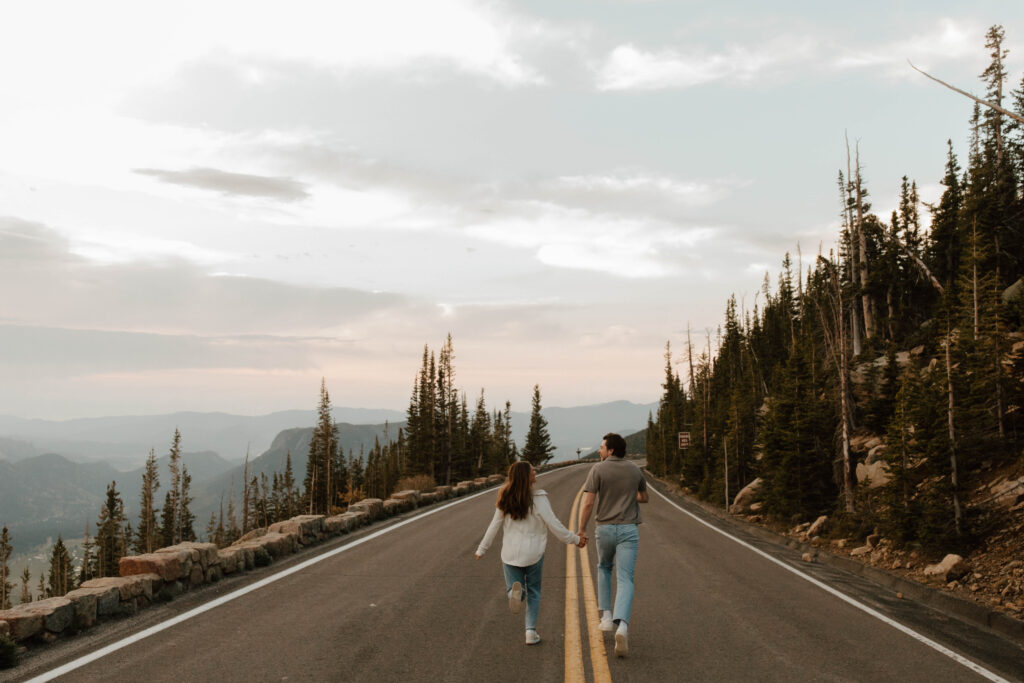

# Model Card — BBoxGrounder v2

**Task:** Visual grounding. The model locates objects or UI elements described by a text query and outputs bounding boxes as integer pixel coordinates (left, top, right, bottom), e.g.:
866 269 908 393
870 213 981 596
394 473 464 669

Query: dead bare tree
900 240 964 536
814 253 856 513
909 61 1024 125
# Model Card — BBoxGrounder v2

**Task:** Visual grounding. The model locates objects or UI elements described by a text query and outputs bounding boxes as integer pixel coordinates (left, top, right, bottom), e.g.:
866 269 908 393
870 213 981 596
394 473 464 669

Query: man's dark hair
603 432 627 458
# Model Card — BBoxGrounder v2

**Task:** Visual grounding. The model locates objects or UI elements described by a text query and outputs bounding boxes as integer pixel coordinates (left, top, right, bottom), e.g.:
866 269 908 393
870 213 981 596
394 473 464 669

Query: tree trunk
945 326 962 536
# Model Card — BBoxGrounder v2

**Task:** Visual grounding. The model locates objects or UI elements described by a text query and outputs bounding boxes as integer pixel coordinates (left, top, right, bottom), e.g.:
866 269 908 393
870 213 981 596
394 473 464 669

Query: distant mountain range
0 400 656 552
0 450 232 551
0 408 408 470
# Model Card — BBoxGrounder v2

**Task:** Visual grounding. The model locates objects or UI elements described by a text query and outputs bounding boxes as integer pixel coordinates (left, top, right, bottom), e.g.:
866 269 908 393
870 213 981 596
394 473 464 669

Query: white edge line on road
29 472 577 683
649 483 1012 683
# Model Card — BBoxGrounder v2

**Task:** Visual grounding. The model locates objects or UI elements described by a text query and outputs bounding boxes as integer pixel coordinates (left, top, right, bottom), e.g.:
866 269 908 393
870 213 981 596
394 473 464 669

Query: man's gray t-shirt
583 457 647 525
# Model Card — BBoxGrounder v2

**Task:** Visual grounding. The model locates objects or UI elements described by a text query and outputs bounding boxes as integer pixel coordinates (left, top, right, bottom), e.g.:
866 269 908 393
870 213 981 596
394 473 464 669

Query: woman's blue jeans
596 523 639 625
502 555 544 631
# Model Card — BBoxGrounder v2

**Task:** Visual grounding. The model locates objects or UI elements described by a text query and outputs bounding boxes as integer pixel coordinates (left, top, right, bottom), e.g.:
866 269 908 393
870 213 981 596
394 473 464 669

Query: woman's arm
475 508 504 558
534 494 580 546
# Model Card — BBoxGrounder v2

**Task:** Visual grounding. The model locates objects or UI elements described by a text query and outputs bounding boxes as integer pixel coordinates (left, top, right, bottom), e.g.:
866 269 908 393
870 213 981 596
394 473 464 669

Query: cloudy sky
2 1 1022 420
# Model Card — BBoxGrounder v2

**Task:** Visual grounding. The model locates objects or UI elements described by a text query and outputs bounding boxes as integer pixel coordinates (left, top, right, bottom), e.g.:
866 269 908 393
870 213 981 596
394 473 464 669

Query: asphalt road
7 464 1024 682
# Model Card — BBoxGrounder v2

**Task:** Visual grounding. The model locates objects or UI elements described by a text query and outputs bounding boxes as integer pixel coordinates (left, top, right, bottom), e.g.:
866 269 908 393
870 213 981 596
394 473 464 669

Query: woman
475 461 585 645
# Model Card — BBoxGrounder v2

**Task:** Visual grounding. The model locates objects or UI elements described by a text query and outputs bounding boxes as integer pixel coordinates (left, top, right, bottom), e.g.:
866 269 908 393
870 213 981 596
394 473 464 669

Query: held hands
576 532 588 548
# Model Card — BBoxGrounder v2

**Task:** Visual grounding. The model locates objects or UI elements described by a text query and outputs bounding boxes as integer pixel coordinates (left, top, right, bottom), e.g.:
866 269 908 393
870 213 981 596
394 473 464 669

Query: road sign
678 431 690 449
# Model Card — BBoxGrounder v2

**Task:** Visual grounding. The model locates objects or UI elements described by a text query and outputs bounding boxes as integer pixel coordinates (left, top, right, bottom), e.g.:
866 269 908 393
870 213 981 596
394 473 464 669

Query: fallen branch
909 60 1024 125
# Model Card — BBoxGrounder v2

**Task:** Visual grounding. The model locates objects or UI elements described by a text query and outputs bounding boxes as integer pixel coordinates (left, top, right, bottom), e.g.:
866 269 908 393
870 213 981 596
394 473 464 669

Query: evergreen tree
179 465 196 542
19 567 31 605
95 481 128 577
79 522 95 585
167 428 183 545
521 384 554 466
135 449 160 554
304 379 340 515
282 452 298 518
46 536 73 597
158 490 176 548
0 526 12 609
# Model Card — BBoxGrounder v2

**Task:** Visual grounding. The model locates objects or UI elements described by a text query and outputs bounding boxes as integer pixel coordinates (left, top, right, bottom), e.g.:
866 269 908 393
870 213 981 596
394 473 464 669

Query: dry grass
395 475 438 493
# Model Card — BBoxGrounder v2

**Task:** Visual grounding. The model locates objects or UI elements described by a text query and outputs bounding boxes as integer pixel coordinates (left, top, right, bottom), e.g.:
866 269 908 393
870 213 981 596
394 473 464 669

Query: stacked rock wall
0 477 505 647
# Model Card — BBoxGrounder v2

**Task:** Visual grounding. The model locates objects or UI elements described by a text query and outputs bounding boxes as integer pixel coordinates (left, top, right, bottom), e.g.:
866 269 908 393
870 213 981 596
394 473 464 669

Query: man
577 432 648 657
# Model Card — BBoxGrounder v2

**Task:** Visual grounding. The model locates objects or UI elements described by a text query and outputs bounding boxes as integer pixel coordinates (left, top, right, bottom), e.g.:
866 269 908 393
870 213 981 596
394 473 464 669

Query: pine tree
167 428 183 545
0 526 12 609
135 449 160 553
46 536 73 597
521 384 554 466
158 490 176 548
283 451 298 518
79 522 95 585
304 379 340 515
19 567 31 605
179 465 196 542
95 481 128 577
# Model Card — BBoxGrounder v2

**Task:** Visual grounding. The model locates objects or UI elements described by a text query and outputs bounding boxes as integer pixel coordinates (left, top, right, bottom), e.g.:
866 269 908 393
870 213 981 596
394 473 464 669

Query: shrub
0 634 17 669
395 475 438 493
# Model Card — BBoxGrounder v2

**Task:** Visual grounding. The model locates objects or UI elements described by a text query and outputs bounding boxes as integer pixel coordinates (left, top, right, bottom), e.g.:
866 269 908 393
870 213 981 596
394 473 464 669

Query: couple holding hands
475 433 648 656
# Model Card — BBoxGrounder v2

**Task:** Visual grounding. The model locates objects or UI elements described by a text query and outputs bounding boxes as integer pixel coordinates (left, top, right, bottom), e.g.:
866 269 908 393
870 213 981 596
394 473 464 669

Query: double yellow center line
564 485 612 683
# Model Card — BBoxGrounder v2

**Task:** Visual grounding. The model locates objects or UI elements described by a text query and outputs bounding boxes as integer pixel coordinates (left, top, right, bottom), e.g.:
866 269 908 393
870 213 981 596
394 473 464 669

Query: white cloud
595 38 814 91
833 18 982 76
467 202 716 278
553 173 737 206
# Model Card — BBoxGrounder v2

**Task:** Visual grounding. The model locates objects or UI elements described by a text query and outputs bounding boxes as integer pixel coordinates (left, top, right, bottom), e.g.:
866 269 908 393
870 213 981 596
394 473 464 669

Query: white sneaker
599 616 615 632
614 623 628 657
509 582 523 614
525 629 541 645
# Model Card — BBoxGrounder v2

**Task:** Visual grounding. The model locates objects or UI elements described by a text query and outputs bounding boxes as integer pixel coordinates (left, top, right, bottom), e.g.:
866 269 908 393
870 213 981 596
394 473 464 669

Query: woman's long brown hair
497 461 533 520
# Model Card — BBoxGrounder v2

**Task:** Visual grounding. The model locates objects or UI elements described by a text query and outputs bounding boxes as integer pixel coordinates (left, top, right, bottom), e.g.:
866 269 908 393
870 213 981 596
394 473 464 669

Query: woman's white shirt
476 489 580 567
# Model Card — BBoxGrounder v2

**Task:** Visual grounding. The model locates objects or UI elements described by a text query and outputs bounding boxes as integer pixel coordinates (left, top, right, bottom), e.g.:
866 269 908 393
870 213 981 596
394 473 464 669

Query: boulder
865 444 887 465
67 585 121 617
27 597 75 634
169 542 220 571
856 461 892 489
453 483 473 496
0 608 43 642
342 511 368 529
486 474 503 485
348 498 384 521
924 554 971 583
63 588 100 629
729 478 763 514
433 485 453 499
0 620 8 638
190 564 204 586
473 477 488 486
151 547 195 581
120 552 184 582
325 512 362 534
850 546 872 557
807 515 828 538
420 492 437 505
81 574 157 603
235 527 268 543
383 499 406 516
269 515 325 545
218 546 248 574
239 531 297 559
391 490 421 506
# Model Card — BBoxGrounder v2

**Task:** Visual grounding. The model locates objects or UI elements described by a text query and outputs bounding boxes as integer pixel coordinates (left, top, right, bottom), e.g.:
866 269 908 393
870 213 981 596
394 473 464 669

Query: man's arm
637 489 649 503
577 491 597 540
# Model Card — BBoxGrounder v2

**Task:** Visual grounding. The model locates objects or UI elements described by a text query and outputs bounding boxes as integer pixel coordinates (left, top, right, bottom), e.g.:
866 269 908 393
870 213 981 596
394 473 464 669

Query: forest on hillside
645 25 1024 553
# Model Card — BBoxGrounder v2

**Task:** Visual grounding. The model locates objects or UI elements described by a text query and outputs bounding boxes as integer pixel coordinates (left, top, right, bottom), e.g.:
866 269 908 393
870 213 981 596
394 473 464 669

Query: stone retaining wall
0 477 503 648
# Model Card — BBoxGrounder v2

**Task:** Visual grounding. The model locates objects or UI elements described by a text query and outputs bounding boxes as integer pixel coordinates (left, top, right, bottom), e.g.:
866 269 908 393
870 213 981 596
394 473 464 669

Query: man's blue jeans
596 524 639 625
503 555 544 631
